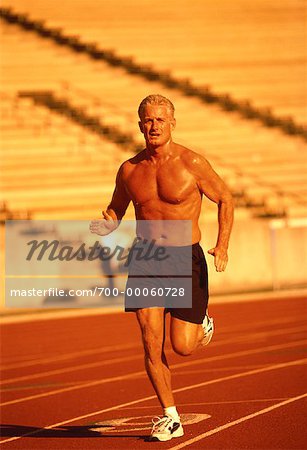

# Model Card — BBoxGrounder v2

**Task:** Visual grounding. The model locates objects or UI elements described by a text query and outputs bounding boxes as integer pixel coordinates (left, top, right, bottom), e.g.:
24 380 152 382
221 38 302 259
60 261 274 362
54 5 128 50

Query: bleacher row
1 4 307 223
0 93 135 221
2 0 306 119
1 6 306 141
18 91 143 152
1 89 305 223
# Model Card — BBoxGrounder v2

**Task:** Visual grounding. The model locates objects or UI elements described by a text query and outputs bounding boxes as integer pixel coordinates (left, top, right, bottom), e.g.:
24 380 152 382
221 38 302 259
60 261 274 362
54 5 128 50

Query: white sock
163 406 179 419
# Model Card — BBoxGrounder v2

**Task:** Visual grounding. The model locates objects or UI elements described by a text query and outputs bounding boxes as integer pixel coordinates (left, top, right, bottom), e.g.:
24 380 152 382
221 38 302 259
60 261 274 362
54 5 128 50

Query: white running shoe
150 415 184 442
201 314 214 346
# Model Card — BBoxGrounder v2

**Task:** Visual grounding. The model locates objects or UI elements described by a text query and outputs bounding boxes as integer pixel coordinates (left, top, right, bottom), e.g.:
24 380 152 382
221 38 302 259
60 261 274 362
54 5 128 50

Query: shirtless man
90 94 234 442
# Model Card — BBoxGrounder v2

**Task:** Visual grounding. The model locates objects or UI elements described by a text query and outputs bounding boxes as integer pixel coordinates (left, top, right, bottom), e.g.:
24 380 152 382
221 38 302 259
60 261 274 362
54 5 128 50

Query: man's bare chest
125 163 198 205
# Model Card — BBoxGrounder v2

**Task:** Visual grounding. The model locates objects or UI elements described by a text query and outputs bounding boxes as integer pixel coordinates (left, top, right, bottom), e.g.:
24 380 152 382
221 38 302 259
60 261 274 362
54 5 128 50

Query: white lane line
171 338 307 371
1 314 303 371
211 325 307 349
0 358 306 445
217 314 305 334
119 398 290 409
0 355 42 365
1 380 102 392
1 354 142 386
1 342 140 371
0 369 145 407
172 364 275 375
173 358 307 396
168 393 307 450
1 339 306 407
0 307 122 325
2 323 306 386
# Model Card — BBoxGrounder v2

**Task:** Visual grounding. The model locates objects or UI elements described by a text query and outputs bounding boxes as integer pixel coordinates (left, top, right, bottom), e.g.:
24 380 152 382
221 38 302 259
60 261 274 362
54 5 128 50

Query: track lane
0 297 306 449
1 357 305 448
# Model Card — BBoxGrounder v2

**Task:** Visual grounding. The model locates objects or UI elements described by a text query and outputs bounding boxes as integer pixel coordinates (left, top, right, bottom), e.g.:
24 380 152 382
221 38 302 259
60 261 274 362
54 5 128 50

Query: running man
90 94 234 441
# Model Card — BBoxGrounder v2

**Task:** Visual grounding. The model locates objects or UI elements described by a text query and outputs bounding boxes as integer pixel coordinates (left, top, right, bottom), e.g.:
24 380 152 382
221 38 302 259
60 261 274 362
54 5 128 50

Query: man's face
139 104 176 148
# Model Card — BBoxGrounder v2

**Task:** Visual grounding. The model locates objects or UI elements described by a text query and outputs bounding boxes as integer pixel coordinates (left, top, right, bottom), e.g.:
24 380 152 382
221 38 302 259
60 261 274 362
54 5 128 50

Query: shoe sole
150 428 184 442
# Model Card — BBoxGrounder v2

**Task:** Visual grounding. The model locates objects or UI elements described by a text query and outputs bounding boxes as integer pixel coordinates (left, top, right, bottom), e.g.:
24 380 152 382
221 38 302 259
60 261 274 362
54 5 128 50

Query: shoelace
204 316 213 334
151 416 172 433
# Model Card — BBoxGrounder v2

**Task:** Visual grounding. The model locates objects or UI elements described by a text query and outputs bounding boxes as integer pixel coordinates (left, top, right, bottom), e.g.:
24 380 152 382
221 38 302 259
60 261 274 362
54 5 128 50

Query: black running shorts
125 243 208 324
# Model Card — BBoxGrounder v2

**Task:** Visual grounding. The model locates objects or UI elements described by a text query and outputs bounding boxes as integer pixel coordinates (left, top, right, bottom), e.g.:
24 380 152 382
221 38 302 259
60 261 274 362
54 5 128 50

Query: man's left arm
193 154 234 272
208 188 234 272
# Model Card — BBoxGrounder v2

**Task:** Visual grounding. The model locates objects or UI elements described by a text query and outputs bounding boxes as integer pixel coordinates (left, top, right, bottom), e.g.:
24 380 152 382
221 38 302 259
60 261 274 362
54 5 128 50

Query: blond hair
138 94 175 119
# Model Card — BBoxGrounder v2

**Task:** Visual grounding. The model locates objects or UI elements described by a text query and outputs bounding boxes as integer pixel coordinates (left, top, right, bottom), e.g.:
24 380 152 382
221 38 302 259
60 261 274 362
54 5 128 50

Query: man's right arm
90 162 131 236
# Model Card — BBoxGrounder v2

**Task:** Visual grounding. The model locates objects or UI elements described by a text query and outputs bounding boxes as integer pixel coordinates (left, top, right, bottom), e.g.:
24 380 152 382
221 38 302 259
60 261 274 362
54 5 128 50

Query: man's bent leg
170 316 205 356
136 307 174 408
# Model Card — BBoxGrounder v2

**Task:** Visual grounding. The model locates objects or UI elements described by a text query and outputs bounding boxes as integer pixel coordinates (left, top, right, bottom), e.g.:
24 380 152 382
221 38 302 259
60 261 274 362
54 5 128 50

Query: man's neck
145 140 174 162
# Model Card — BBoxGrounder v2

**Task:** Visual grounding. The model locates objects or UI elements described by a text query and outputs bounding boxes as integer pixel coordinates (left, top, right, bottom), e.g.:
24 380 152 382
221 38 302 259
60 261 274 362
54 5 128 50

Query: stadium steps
2 89 306 218
0 6 306 141
1 21 306 219
0 95 135 220
45 0 305 122
0 153 116 168
19 90 306 216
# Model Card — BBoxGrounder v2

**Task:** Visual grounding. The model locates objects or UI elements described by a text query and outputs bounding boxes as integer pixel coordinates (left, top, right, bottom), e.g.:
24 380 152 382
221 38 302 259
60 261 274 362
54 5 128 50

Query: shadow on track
0 424 148 441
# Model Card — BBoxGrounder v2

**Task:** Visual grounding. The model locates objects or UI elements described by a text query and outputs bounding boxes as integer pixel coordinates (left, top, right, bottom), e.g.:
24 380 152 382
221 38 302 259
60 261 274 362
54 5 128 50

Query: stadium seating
1 6 306 140
0 2 306 222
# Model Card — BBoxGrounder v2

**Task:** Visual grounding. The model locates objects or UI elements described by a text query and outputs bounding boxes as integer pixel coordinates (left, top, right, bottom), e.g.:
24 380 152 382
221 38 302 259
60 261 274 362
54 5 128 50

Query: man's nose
151 119 159 129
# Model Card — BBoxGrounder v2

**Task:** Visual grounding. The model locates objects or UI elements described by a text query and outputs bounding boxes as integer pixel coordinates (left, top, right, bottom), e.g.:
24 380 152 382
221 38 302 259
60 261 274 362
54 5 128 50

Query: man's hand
89 211 118 236
208 246 228 272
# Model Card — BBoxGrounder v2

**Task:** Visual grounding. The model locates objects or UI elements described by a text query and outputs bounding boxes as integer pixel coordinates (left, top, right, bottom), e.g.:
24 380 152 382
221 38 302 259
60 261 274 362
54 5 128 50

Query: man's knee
171 339 197 357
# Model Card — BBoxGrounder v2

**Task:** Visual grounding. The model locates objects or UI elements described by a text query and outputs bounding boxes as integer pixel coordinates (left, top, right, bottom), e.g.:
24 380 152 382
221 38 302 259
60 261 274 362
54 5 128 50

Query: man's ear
138 121 144 134
171 118 176 130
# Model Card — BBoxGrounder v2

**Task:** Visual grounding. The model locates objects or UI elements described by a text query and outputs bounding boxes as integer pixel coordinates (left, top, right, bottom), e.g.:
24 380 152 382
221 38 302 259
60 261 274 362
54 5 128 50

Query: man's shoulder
127 149 147 165
177 144 207 168
118 150 146 176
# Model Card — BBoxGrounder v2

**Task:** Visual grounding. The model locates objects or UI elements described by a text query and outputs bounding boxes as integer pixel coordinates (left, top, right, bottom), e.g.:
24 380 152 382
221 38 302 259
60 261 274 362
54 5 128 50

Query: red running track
0 296 306 449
